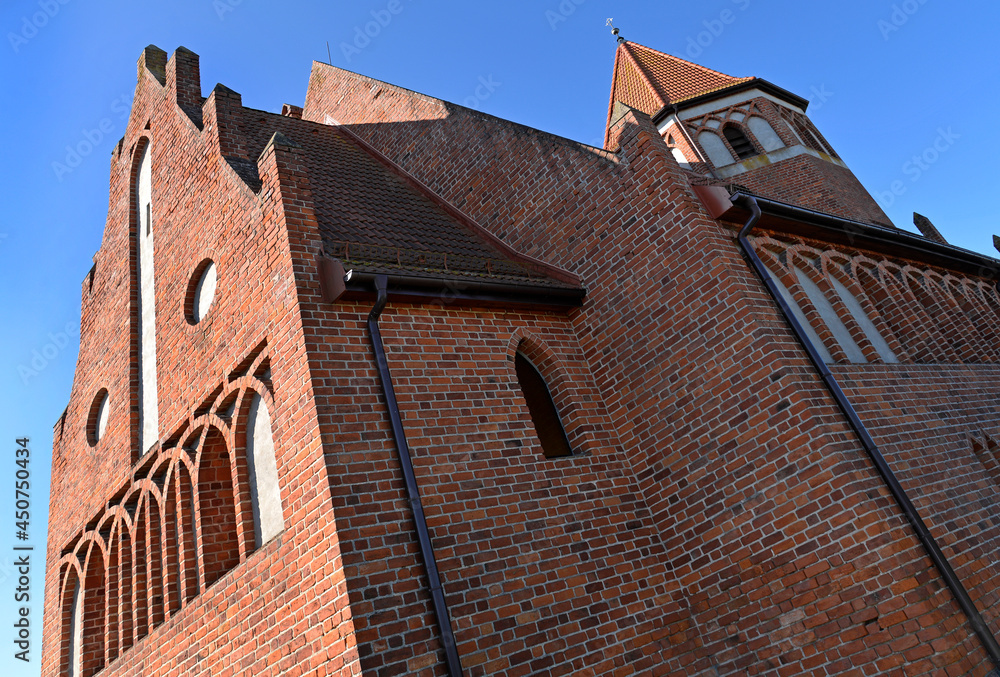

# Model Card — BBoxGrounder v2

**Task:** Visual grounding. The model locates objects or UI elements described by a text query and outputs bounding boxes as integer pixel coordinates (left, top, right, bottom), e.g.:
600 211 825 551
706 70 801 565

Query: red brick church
42 37 1000 676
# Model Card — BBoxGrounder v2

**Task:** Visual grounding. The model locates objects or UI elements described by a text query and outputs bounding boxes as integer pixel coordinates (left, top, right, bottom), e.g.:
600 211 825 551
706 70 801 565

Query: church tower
606 40 894 227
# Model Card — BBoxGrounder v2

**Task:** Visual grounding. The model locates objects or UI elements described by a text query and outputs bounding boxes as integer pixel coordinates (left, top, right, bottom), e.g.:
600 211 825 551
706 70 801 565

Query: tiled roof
238 111 579 290
607 41 756 119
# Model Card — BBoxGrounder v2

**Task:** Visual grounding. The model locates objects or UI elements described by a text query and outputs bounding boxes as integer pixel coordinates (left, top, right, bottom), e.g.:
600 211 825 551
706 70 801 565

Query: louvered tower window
723 126 757 160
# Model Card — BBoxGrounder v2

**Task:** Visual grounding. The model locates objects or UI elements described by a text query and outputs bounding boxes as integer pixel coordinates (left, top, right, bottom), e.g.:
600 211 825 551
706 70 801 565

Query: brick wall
302 62 1000 674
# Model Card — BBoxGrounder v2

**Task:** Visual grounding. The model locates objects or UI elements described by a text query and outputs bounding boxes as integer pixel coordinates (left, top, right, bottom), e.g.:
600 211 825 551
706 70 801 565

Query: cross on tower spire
606 18 625 44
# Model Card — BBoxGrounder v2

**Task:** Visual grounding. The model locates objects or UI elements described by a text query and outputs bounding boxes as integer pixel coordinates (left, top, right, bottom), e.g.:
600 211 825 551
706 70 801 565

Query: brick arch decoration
58 533 107 677
818 249 907 363
753 241 850 363
505 330 599 458
100 507 133 662
749 234 1000 365
57 559 82 676
685 100 785 165
234 384 281 550
53 341 277 671
775 106 839 158
773 239 902 364
970 432 1000 485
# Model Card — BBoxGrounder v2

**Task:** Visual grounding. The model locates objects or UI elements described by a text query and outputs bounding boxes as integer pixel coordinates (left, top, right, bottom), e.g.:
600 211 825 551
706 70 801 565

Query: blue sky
0 1 998 674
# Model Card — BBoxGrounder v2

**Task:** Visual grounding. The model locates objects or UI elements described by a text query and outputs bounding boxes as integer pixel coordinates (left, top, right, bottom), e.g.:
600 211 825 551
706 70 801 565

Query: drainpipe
366 274 465 677
733 194 1000 670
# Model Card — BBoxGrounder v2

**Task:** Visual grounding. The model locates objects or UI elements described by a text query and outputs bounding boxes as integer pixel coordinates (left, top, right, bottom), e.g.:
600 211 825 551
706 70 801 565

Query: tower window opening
723 126 757 160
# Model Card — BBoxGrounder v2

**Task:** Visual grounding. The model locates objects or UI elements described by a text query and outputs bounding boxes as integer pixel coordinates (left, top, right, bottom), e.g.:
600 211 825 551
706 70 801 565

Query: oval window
90 389 109 445
188 260 217 323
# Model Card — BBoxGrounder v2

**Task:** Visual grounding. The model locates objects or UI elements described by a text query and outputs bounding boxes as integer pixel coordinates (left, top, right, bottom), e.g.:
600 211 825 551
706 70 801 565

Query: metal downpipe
733 194 1000 669
366 274 465 677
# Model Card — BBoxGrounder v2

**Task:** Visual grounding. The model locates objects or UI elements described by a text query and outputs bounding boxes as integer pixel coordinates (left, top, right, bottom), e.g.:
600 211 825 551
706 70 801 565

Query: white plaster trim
676 88 806 120
137 145 159 453
829 275 898 363
247 394 284 546
714 143 846 178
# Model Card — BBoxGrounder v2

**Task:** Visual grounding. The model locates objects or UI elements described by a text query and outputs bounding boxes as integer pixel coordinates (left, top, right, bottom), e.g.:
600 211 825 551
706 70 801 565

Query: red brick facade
42 42 1000 677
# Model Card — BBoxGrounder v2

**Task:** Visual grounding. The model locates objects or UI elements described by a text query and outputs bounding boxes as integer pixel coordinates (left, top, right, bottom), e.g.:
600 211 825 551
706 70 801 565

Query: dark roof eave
727 192 1000 280
342 271 586 310
652 78 810 125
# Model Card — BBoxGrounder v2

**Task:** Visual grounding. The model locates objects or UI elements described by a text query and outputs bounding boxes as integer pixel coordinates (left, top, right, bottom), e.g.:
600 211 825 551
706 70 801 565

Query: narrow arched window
723 125 757 160
514 352 572 458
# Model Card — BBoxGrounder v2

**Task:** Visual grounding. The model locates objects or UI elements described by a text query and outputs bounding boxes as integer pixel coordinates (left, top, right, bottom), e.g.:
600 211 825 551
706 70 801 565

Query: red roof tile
606 41 755 123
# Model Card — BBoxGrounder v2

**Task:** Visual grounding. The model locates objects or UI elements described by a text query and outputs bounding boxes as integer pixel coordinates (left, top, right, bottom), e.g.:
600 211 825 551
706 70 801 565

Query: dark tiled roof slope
239 110 578 289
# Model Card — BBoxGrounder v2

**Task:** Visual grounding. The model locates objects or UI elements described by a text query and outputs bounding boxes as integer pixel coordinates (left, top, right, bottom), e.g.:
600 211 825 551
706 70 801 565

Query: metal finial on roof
606 18 625 44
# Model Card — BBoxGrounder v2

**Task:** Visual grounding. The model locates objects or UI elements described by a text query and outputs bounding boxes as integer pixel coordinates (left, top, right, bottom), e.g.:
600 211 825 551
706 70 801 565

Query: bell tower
606 40 894 227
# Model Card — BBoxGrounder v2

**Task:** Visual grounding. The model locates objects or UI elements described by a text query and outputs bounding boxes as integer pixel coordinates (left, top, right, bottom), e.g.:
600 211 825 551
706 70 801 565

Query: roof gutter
344 270 586 310
732 193 1000 670
650 78 810 126
366 274 465 677
747 194 1000 278
694 186 1000 280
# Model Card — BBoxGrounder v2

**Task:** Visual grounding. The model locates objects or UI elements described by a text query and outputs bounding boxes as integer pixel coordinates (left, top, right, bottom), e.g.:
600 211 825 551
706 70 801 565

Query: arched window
245 393 284 548
723 125 757 160
514 352 572 458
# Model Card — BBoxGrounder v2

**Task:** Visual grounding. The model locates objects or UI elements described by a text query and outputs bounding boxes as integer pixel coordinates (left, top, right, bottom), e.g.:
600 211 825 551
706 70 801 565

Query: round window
187 260 217 323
